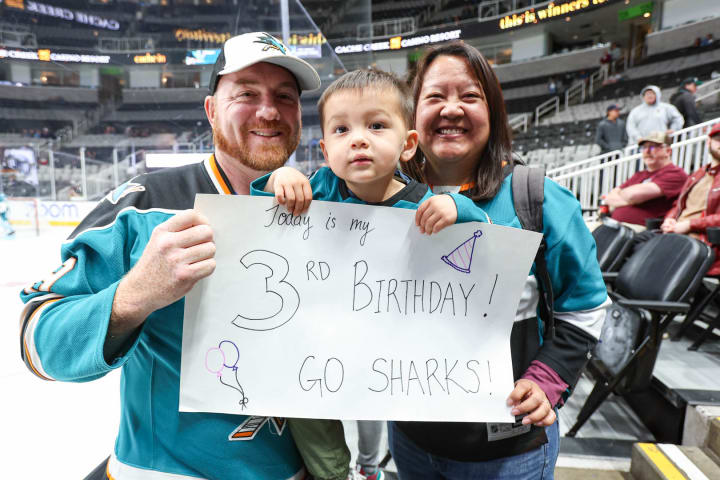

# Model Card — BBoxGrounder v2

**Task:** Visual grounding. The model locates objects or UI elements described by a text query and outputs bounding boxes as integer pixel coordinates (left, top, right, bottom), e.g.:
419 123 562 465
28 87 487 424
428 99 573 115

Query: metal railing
98 37 158 53
535 97 559 126
356 17 416 40
509 113 530 132
548 117 720 218
696 76 720 105
548 117 719 179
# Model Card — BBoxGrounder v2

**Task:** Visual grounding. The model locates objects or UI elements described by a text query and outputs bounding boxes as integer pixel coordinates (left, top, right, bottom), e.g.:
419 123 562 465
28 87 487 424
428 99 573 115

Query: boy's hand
415 194 458 235
266 167 313 216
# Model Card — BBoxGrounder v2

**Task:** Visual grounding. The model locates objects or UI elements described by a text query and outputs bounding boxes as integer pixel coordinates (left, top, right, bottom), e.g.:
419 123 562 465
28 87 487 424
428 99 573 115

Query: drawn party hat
442 230 483 274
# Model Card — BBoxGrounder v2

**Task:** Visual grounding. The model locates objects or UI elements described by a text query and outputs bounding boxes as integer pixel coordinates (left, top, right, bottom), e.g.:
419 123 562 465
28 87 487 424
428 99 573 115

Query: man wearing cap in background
626 85 684 146
671 77 702 128
596 104 628 154
602 131 687 229
18 32 320 480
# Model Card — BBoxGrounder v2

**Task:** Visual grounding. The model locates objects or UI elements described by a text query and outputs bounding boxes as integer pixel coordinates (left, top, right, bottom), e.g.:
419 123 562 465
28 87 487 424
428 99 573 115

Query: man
661 123 720 274
626 85 684 146
604 131 687 228
671 77 702 128
596 104 628 153
18 32 320 479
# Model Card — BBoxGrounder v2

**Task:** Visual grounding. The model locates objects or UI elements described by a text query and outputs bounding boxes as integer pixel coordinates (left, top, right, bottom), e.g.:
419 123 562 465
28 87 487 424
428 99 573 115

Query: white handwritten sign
179 195 541 422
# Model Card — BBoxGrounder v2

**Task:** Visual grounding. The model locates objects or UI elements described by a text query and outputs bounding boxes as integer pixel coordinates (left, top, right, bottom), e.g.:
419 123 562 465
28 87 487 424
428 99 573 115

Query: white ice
1 228 120 478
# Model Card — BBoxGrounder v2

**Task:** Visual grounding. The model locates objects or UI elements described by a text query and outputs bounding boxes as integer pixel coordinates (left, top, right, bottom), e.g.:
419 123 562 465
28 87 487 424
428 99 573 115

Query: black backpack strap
511 164 555 341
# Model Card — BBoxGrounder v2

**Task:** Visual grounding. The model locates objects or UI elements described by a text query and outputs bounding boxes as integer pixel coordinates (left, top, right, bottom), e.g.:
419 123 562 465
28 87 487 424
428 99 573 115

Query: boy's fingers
432 217 450 234
293 184 306 216
285 184 296 213
297 185 307 215
422 212 440 235
302 182 313 213
415 200 430 226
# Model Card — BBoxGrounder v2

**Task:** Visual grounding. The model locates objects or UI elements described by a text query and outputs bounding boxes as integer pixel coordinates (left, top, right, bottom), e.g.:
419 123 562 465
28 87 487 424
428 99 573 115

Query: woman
391 42 609 479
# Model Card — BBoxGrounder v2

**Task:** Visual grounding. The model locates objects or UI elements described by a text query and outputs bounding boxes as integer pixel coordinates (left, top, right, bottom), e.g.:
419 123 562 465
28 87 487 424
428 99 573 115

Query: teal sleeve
542 179 607 312
446 192 490 224
250 172 273 197
19 210 160 382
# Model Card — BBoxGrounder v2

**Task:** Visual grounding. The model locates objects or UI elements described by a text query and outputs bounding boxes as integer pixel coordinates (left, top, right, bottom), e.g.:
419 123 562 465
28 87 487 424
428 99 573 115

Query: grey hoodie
626 85 684 145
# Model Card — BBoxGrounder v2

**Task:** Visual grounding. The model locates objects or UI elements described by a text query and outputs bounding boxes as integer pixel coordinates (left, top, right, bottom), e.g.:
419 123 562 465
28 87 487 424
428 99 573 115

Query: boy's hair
317 68 414 134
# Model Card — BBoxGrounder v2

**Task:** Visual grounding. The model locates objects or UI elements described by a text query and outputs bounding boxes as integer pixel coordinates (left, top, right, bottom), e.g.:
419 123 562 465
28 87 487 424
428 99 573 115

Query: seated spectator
603 131 687 228
661 124 720 270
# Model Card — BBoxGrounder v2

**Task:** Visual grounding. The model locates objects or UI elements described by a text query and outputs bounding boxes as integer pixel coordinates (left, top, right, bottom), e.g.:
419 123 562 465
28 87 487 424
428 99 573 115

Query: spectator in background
701 34 714 47
603 131 687 229
661 124 720 255
596 104 627 153
548 77 557 93
626 85 684 145
671 77 702 127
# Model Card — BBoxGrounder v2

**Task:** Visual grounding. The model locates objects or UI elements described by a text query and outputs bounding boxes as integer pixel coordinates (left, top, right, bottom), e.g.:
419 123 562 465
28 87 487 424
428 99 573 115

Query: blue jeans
388 419 559 480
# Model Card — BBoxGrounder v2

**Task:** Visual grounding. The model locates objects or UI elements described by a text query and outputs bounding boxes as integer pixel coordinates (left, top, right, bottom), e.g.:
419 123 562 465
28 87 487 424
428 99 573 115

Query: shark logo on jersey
104 180 145 205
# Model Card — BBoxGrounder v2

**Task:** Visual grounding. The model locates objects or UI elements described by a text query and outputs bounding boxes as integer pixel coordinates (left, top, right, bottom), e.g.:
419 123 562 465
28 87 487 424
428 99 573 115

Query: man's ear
399 129 419 163
204 96 215 128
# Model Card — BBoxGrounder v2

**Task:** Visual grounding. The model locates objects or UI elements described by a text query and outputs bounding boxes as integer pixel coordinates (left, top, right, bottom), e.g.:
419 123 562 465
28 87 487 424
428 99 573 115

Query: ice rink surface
1 228 120 478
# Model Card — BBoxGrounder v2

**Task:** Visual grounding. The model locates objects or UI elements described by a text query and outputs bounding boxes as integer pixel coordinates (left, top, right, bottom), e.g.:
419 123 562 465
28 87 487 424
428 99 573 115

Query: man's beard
213 116 301 171
710 143 720 162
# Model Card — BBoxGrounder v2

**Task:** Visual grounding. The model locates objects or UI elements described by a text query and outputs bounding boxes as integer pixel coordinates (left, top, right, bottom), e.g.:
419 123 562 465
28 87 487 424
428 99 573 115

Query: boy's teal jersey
250 166 491 223
19 156 303 480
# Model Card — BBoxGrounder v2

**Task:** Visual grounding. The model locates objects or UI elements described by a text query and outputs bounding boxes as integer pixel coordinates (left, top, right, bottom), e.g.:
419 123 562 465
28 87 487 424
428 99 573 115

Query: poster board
180 195 541 423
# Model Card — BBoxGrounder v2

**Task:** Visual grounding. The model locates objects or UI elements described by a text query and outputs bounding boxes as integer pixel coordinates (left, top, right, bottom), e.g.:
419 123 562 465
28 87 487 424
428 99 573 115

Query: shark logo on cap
254 33 287 54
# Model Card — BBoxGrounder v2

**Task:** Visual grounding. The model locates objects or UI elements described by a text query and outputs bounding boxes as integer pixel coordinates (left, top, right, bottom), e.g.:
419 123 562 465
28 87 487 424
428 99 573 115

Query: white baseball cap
208 32 321 94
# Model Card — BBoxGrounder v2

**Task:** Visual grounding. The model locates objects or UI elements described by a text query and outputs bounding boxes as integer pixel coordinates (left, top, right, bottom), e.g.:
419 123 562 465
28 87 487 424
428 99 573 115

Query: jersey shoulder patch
104 179 146 205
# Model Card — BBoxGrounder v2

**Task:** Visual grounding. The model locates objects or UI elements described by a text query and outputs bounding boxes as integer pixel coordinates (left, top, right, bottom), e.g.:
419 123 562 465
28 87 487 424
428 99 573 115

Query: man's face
208 62 301 171
641 141 671 171
686 83 697 94
709 135 720 161
643 90 657 105
607 109 619 121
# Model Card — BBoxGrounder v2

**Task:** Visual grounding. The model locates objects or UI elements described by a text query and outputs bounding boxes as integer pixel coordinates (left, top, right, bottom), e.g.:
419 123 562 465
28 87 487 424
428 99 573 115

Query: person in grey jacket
670 77 702 127
596 104 628 153
626 85 684 145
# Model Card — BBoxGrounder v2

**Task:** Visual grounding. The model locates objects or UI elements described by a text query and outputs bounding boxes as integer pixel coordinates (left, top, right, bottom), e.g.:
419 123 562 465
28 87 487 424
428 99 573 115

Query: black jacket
671 87 701 127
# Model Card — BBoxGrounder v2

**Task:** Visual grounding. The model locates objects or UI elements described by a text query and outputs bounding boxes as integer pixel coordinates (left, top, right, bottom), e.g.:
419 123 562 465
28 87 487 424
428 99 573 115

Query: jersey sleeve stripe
21 297 62 381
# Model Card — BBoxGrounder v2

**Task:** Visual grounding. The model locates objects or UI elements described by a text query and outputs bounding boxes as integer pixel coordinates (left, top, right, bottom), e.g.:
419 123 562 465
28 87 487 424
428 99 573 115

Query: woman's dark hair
402 42 513 201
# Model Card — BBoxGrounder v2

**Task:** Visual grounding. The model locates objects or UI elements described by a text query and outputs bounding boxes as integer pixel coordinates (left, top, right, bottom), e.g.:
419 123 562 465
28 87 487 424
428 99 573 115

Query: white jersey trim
556 297 611 340
23 295 64 381
108 453 306 480
513 275 610 340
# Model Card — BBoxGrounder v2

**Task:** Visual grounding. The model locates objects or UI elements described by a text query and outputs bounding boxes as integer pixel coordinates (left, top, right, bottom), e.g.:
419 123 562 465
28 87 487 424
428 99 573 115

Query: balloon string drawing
442 230 483 274
206 340 249 409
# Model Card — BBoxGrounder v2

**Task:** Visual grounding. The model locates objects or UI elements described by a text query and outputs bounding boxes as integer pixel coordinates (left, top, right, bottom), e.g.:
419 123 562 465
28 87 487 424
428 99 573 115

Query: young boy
250 69 490 480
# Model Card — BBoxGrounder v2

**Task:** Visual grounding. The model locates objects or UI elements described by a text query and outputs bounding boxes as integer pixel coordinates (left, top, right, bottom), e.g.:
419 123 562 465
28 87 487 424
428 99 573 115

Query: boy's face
319 88 418 195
